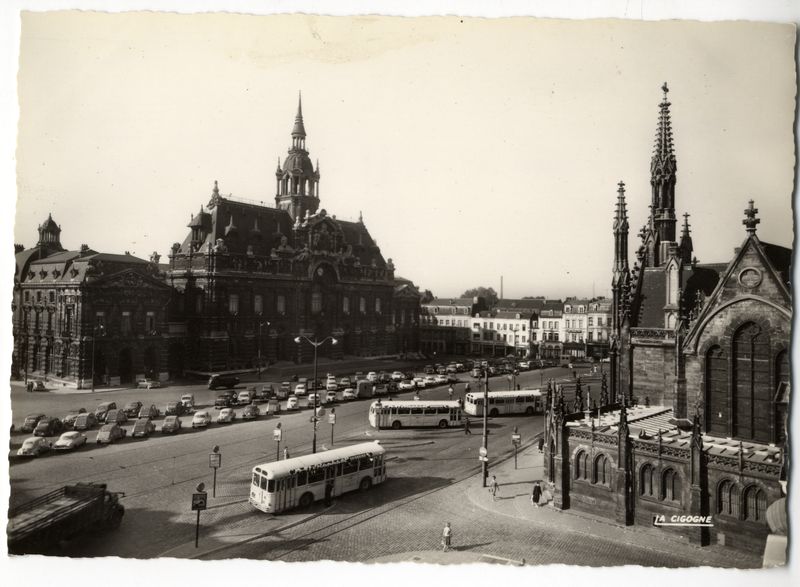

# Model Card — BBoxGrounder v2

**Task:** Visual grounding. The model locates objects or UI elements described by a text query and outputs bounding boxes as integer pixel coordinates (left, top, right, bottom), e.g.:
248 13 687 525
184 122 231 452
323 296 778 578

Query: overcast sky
13 13 796 300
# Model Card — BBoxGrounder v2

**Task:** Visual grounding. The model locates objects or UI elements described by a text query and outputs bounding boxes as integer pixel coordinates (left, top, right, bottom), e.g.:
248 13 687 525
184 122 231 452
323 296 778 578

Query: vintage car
208 374 239 390
17 437 50 457
241 404 260 420
96 423 126 444
237 390 253 405
191 410 212 429
73 412 98 431
138 404 160 419
216 408 236 424
94 402 116 421
278 381 292 399
33 417 63 437
123 401 143 418
180 394 195 409
104 409 128 425
398 380 416 391
62 408 87 429
21 413 47 433
53 431 87 451
286 395 299 410
137 378 161 389
342 387 357 401
164 401 187 416
325 391 337 404
131 418 156 438
161 415 183 434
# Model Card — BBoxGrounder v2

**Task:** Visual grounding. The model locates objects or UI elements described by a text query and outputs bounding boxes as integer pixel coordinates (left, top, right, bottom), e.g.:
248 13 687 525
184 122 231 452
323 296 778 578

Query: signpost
478 446 488 462
273 423 282 461
511 427 522 470
209 445 221 497
329 409 336 446
191 483 208 548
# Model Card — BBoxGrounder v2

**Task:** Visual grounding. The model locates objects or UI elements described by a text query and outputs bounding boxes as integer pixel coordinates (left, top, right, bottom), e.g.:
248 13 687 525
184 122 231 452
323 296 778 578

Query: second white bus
463 389 543 417
368 400 463 430
249 441 386 513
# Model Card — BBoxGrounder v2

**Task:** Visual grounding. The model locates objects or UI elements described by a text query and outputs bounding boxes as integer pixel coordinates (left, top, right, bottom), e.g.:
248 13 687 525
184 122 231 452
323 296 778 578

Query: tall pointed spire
649 82 678 264
651 82 677 178
613 181 630 277
678 212 693 263
292 91 306 139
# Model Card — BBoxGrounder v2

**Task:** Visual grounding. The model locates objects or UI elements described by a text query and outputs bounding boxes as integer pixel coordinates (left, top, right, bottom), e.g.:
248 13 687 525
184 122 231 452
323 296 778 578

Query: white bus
368 400 463 430
463 389 543 417
249 441 386 513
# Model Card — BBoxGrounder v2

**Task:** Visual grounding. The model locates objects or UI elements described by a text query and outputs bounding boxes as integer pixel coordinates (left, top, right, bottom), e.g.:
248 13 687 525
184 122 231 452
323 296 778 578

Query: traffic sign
511 433 521 445
478 456 488 462
209 452 222 469
273 428 282 442
316 407 326 417
479 447 487 457
328 413 336 425
191 492 208 511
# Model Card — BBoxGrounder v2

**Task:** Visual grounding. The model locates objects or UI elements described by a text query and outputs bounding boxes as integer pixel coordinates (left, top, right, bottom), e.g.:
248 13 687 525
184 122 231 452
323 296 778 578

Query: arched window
743 486 767 522
705 345 728 436
640 464 654 497
732 323 771 442
717 479 739 517
574 450 588 480
311 290 322 314
775 349 789 444
593 454 609 486
661 469 681 502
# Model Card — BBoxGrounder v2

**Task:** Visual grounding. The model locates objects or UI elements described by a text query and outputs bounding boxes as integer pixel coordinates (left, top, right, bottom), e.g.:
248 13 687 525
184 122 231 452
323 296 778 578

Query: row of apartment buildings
419 296 612 360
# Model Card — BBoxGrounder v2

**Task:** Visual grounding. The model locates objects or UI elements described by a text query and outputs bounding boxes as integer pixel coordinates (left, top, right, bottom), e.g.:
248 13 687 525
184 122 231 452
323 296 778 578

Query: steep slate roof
495 299 546 312
426 297 474 307
760 241 792 286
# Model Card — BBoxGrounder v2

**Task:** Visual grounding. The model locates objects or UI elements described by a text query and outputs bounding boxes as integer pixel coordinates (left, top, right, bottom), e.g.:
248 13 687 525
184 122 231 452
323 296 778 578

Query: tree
420 289 435 304
461 287 498 308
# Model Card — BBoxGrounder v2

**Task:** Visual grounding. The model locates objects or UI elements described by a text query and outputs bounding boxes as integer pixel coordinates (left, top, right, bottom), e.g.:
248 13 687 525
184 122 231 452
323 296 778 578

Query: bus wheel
525 406 534 415
391 420 402 430
489 408 499 417
359 477 373 491
299 492 314 509
438 419 448 429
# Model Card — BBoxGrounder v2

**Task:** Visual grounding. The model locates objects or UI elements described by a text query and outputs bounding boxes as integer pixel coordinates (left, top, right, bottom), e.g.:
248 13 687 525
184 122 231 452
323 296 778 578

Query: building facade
470 310 534 357
535 300 564 360
419 297 485 356
545 84 790 554
12 216 172 387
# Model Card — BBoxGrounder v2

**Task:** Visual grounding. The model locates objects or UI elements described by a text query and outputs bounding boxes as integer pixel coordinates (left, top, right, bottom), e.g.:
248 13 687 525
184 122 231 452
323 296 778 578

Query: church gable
93 268 171 292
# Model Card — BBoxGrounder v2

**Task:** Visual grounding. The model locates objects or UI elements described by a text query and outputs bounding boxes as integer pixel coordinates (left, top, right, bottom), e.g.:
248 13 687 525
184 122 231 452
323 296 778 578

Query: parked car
237 390 253 405
94 402 116 421
307 392 324 406
73 412 97 431
253 386 273 403
164 401 186 416
180 394 196 409
286 395 299 410
137 378 161 389
325 380 339 392
436 365 447 375
62 408 87 430
191 410 212 429
96 423 126 444
354 371 364 380
34 417 63 437
446 363 458 373
123 401 143 418
518 361 530 370
104 409 128 425
241 404 260 420
208 374 240 390
214 393 235 409
161 415 183 434
277 381 292 399
390 371 405 382
325 390 337 404
398 380 416 391
294 383 308 396
342 388 357 401
412 377 426 389
446 373 459 384
131 418 156 438
17 437 49 457
53 431 87 451
366 371 378 382
138 404 160 419
31 379 48 391
21 413 47 433
423 365 435 375
217 408 236 424
434 374 448 385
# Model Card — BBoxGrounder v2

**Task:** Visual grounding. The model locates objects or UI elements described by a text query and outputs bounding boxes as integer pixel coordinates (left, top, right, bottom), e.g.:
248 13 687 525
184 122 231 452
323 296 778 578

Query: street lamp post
90 324 105 392
294 334 338 454
257 320 270 380
481 367 490 487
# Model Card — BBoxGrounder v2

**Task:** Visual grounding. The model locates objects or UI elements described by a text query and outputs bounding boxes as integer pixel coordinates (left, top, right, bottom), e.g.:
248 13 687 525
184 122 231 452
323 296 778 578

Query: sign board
479 447 487 457
478 456 488 462
209 453 222 469
315 407 326 418
328 413 336 425
511 433 521 445
273 428 282 442
191 492 208 511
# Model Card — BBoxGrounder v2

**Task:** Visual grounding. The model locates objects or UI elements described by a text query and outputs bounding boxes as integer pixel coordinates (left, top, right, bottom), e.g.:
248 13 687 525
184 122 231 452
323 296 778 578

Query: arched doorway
118 348 133 384
143 346 159 379
167 342 185 379
732 323 770 442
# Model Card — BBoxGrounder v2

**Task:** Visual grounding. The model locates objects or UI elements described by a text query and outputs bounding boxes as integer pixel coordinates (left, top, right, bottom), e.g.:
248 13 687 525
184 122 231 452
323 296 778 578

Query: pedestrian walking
490 475 500 501
448 385 454 400
537 437 544 453
441 522 452 552
283 447 290 460
464 382 471 395
531 482 542 507
26 381 33 393
464 418 472 435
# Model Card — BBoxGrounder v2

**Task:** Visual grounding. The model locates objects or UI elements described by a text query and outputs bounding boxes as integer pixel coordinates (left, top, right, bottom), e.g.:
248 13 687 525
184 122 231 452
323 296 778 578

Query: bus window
260 476 267 490
494 398 504 404
358 456 373 470
308 468 325 484
296 471 308 486
517 397 526 403
326 465 336 479
343 459 358 475
253 473 260 486
335 463 343 476
267 479 276 492
410 407 424 415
